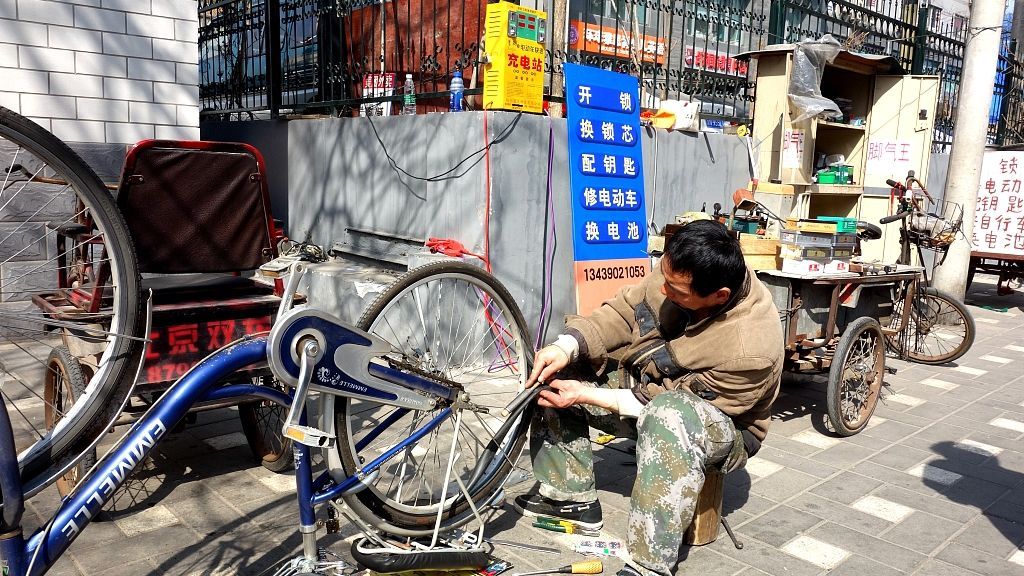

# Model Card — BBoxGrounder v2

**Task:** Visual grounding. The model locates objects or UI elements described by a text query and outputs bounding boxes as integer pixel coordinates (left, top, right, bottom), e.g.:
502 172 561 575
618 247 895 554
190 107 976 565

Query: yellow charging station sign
483 2 546 114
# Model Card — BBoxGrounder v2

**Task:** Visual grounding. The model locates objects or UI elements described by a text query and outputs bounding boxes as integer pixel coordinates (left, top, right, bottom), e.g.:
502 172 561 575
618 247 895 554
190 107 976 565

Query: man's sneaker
512 494 603 529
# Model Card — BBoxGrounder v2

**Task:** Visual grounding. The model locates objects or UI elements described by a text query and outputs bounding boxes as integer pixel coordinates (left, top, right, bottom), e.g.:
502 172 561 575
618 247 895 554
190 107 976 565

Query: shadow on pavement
922 440 1024 551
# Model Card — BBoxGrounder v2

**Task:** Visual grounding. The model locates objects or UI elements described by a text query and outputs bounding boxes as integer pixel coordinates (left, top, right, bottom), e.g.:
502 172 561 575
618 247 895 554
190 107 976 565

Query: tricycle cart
758 266 920 436
32 140 300 499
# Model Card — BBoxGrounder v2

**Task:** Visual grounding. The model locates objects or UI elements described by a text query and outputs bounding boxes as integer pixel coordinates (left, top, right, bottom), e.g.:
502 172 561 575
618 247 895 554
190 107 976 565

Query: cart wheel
827 317 886 437
239 377 293 472
44 346 98 496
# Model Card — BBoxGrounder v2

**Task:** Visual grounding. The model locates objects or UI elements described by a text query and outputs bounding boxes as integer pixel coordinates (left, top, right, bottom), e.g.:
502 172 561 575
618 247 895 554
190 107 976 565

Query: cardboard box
743 254 783 270
748 181 795 196
738 233 779 255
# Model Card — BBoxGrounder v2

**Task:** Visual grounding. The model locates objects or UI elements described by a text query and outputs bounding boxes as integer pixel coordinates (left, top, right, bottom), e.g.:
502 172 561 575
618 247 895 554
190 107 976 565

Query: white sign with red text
360 73 395 117
974 151 1024 258
866 139 913 177
782 129 804 169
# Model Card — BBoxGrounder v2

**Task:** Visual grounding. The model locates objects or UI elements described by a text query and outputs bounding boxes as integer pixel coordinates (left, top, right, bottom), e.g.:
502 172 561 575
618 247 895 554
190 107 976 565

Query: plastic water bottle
448 70 464 112
402 73 417 115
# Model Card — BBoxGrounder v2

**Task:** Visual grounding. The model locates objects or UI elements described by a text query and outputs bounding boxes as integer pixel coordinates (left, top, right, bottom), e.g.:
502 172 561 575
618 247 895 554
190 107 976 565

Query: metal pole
548 0 568 118
767 0 785 45
267 0 282 118
911 1 929 75
932 0 1006 299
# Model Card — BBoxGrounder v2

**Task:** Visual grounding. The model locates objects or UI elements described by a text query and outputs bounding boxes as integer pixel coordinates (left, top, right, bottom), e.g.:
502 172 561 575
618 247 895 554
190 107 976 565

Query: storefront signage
974 151 1024 258
866 139 913 176
782 128 804 169
483 1 546 113
565 63 649 315
359 73 395 116
569 20 666 65
683 48 748 76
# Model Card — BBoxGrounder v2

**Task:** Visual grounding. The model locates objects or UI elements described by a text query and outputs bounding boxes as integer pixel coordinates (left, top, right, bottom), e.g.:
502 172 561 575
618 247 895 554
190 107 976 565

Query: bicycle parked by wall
878 172 975 365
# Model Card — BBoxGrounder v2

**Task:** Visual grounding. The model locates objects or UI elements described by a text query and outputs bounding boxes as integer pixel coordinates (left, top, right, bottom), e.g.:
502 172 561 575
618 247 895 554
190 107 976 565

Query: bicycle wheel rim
897 288 974 365
334 262 531 534
0 106 142 496
828 317 884 436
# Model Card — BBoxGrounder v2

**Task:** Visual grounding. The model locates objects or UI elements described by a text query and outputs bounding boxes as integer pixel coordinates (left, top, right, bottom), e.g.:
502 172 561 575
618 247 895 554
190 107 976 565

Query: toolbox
780 230 857 247
780 244 830 260
816 216 857 233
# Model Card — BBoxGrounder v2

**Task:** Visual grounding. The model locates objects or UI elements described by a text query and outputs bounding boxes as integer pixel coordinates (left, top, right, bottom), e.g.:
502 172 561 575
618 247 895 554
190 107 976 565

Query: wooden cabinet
743 46 937 225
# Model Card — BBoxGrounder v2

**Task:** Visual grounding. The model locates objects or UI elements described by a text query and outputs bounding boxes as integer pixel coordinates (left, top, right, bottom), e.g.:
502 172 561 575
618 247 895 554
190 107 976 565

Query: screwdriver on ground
513 559 604 576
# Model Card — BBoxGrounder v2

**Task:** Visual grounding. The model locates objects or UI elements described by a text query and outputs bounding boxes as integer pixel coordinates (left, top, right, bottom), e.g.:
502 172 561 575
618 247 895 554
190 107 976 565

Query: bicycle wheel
0 106 143 497
888 287 975 365
239 376 293 472
827 317 885 436
330 261 531 535
44 345 97 496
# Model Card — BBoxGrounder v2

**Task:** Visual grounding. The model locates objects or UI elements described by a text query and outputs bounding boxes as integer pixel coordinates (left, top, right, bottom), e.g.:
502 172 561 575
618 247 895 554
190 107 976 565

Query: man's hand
526 344 570 388
537 379 586 409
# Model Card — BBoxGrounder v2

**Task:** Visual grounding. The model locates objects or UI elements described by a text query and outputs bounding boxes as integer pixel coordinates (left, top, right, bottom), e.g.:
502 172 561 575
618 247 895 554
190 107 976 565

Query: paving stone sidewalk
24 275 1024 576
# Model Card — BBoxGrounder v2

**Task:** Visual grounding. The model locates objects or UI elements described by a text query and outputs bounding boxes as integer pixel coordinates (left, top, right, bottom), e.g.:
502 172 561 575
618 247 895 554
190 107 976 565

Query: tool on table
514 559 604 576
532 517 600 537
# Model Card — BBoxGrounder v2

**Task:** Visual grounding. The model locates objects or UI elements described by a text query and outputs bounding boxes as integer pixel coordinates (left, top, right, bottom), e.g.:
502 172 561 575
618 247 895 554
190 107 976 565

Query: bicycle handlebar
880 211 912 225
885 178 901 189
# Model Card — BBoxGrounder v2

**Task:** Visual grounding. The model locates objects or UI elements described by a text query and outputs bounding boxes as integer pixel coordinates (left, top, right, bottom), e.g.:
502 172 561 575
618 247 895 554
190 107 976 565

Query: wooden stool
684 469 725 545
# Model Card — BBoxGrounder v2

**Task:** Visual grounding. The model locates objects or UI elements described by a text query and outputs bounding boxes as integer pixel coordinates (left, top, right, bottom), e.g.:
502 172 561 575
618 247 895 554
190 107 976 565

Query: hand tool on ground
513 559 604 576
531 517 600 536
486 538 561 555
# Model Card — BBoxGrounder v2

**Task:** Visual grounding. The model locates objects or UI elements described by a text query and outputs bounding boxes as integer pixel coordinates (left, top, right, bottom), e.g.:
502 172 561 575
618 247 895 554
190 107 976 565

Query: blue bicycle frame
0 331 471 576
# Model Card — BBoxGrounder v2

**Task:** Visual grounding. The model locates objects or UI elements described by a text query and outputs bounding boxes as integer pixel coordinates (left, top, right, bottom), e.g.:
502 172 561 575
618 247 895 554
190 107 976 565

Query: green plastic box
817 216 857 233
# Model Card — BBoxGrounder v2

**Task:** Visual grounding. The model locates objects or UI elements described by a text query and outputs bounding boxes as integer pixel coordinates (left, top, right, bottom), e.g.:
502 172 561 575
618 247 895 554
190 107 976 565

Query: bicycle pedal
885 366 898 375
283 424 335 448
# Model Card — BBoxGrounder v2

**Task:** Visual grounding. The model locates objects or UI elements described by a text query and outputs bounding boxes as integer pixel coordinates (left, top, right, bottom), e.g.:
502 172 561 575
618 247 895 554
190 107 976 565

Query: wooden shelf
817 120 866 132
805 184 863 195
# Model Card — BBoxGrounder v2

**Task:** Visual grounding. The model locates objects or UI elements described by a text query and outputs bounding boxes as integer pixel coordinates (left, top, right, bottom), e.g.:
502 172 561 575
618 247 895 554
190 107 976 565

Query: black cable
365 112 523 182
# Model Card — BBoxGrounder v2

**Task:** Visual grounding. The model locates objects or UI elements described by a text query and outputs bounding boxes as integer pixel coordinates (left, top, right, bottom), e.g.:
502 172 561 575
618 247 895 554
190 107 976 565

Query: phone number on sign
583 265 647 282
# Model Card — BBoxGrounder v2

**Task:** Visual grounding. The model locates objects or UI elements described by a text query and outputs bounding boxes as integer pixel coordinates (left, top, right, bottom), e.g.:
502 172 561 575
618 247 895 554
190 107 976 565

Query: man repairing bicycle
514 220 784 576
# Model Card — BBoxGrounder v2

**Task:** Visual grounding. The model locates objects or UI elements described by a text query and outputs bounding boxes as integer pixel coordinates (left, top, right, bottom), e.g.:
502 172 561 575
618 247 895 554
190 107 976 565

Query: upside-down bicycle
0 104 537 574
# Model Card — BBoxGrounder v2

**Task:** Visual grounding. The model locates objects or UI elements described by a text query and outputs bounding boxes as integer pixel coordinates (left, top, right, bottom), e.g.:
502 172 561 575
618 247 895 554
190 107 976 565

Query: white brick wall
1 0 199 144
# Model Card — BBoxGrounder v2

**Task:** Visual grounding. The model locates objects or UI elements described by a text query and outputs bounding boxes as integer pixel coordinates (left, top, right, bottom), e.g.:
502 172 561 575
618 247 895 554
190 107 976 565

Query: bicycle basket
907 200 963 250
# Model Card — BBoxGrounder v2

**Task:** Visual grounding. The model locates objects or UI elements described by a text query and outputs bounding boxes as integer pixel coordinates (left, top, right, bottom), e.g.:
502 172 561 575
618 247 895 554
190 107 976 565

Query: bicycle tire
0 106 143 498
888 287 975 365
44 345 97 497
239 377 293 473
330 261 532 535
827 317 885 436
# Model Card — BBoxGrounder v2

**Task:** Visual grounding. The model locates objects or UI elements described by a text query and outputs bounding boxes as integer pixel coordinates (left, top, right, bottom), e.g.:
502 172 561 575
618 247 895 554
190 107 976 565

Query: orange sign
574 258 650 316
568 20 666 65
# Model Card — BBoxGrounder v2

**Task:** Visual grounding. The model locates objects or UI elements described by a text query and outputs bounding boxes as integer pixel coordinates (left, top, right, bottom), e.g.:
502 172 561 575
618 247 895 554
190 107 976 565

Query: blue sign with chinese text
565 63 647 261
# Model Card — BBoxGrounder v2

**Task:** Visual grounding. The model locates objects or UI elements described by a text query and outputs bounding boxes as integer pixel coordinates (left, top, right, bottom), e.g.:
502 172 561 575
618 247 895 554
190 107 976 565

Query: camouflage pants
530 378 745 576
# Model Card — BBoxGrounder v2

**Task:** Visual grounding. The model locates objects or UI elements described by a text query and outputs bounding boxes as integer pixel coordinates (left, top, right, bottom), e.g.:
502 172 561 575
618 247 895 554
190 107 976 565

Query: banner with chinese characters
568 20 666 65
565 63 649 315
866 139 913 177
683 48 748 76
359 73 395 117
974 151 1024 258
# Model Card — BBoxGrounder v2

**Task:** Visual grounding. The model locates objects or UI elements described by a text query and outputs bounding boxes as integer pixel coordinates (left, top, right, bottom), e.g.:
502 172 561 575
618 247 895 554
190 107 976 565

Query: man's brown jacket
565 266 784 441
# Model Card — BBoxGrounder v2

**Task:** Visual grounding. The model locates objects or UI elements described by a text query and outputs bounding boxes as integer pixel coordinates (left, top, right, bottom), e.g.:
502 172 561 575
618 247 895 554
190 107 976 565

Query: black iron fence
198 0 1021 149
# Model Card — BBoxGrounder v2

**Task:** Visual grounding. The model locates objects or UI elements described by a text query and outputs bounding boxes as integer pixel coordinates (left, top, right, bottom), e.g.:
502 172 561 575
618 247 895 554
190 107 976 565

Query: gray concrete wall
207 112 751 342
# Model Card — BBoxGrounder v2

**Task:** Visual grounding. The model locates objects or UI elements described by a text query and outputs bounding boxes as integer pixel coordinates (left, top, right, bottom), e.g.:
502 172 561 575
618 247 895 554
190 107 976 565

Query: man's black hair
663 220 746 297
